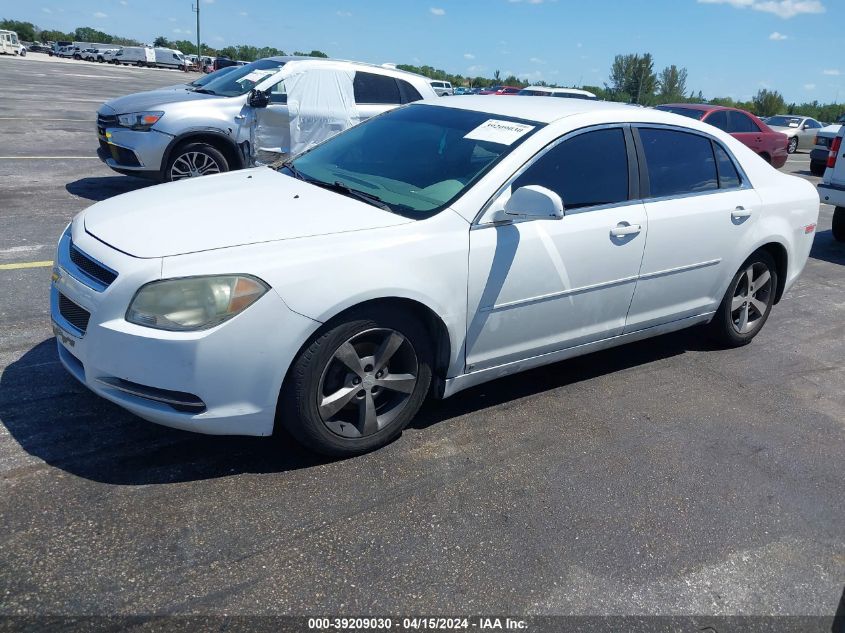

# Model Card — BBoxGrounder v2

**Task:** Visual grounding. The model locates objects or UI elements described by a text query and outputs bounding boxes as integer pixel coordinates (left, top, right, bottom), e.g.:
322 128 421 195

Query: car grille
58 294 91 334
97 113 118 128
69 242 118 287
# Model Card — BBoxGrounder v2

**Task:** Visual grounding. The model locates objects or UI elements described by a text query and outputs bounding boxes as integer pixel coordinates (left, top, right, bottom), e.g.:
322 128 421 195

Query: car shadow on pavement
65 175 154 202
1 328 710 486
410 327 706 431
810 229 845 266
0 340 329 486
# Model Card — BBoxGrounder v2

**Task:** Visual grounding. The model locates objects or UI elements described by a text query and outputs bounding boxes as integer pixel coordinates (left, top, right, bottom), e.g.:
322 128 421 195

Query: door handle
610 223 641 238
234 114 246 121
731 206 752 220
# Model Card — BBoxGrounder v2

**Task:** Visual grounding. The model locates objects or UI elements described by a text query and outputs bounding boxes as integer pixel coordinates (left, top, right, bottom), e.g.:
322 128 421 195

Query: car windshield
654 105 707 120
767 116 802 127
197 59 285 96
285 104 543 218
190 66 238 88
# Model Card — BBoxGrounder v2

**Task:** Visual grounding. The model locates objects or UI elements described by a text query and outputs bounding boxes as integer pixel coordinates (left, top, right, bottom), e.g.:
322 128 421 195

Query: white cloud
804 83 816 89
429 7 445 15
822 69 840 75
769 31 788 40
119 0 128 5
41 7 52 13
464 53 475 59
336 10 352 17
93 11 107 18
467 65 486 73
697 0 825 18
529 57 546 64
508 0 551 4
239 11 248 16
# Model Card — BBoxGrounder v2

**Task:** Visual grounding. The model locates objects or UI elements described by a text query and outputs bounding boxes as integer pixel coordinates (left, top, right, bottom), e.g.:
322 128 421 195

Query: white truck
0 30 25 56
153 47 186 70
111 46 156 66
817 126 845 241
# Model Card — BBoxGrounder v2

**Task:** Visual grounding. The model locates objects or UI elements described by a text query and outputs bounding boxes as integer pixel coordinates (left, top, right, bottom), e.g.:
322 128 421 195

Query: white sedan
51 98 820 455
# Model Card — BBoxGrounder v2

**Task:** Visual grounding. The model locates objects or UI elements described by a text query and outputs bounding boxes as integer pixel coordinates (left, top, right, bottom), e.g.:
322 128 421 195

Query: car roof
265 56 430 82
419 95 644 124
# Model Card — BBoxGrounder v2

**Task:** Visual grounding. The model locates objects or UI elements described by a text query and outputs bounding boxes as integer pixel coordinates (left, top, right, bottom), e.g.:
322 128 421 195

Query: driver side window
513 128 630 211
267 79 287 104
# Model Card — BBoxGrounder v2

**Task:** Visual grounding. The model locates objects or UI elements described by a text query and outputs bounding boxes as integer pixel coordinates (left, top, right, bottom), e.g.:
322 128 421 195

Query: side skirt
440 312 715 399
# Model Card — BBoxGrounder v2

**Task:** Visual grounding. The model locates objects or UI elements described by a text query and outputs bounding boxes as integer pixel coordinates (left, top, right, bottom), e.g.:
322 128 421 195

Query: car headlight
126 275 269 331
116 111 164 131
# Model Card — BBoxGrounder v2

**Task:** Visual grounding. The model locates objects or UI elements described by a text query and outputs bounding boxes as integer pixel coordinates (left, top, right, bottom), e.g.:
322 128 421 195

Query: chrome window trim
631 122 752 195
472 122 634 226
472 121 753 228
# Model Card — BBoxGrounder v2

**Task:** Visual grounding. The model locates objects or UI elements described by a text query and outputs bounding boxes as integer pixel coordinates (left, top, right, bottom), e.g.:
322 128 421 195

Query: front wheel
279 308 433 456
787 137 798 154
164 142 228 182
833 207 845 242
708 250 778 347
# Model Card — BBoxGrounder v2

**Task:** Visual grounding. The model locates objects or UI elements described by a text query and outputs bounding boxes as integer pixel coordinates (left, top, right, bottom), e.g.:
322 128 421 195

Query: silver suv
96 57 437 182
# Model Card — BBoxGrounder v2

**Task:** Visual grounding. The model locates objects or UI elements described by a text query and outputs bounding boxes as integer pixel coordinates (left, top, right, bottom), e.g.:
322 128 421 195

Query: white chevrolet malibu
51 98 819 455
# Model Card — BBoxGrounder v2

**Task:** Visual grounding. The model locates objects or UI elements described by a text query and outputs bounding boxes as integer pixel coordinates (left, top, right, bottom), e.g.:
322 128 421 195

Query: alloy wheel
317 328 419 439
730 262 773 335
787 137 798 154
170 151 222 180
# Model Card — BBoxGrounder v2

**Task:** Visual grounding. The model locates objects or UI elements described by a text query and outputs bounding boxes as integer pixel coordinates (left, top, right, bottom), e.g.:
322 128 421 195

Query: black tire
163 142 228 182
708 250 778 347
787 137 798 154
810 160 826 177
833 207 845 242
279 307 433 456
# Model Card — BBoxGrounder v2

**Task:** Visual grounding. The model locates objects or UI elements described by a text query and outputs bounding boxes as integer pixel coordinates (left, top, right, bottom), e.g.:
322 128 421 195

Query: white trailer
112 46 156 66
0 30 25 56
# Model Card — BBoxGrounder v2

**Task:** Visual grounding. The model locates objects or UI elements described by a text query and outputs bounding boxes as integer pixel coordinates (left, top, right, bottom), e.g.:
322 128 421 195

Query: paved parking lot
0 55 843 620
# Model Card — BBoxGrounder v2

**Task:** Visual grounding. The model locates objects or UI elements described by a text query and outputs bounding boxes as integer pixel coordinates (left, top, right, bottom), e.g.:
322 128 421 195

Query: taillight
828 136 842 169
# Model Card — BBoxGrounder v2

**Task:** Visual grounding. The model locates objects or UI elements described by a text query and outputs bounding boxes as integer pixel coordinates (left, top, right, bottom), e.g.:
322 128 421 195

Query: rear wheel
708 250 778 347
787 137 798 154
164 142 228 182
279 308 433 456
833 207 845 242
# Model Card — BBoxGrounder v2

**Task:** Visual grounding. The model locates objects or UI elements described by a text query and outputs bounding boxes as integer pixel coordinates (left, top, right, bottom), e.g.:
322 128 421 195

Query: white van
153 48 186 70
112 46 156 66
0 30 24 56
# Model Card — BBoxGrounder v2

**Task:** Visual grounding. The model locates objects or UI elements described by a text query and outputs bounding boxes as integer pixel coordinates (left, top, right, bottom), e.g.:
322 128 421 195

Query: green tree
73 26 112 43
752 89 786 117
0 19 37 41
153 35 171 48
609 53 657 104
493 69 501 82
657 65 688 102
293 50 328 58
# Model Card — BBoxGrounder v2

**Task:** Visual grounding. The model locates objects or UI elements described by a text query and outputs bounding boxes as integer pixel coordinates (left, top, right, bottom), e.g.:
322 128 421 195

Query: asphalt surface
0 55 843 620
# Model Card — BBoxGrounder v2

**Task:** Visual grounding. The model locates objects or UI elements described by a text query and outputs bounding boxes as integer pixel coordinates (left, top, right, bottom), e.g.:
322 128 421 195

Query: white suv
95 56 438 182
430 80 453 96
817 126 845 241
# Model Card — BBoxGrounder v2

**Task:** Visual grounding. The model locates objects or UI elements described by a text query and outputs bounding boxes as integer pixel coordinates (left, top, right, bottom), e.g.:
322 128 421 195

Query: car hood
100 89 220 114
82 168 411 258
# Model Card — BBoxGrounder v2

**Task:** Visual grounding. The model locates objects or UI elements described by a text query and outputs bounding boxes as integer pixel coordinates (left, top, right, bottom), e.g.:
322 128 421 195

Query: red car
655 103 788 168
479 85 522 95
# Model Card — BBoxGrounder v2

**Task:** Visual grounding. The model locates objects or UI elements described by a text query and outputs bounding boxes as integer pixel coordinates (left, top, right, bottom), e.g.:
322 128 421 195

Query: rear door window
639 128 718 198
728 112 760 133
354 72 401 104
713 143 741 189
397 79 423 104
704 110 729 132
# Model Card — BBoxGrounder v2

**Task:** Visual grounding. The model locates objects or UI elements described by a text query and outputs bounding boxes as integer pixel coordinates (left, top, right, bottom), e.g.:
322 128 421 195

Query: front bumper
50 224 318 436
96 124 172 174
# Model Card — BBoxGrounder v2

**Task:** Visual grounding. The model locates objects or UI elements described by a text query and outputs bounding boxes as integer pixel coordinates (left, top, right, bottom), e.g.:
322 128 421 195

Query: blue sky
4 0 843 103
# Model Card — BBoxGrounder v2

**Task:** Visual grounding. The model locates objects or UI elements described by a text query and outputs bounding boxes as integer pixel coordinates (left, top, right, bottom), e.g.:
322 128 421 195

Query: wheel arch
283 296 454 401
161 130 246 175
756 241 788 304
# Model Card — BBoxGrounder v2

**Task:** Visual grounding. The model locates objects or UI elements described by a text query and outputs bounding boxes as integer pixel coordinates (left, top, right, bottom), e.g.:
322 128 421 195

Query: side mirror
504 185 564 220
248 89 270 108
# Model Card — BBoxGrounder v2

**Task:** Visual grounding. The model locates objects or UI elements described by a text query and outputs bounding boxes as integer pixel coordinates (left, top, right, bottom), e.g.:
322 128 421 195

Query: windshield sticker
238 69 277 84
464 119 535 145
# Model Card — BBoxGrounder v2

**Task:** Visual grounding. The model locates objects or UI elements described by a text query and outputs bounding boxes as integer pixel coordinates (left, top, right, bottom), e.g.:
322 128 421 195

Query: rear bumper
810 148 829 164
818 182 845 207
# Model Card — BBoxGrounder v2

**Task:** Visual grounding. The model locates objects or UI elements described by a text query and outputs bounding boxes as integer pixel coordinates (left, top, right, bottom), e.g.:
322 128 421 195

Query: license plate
52 321 78 347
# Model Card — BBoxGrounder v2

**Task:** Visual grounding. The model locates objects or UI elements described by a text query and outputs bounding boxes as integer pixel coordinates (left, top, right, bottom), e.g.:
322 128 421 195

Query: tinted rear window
639 128 718 198
714 143 741 189
354 72 401 104
655 106 706 121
